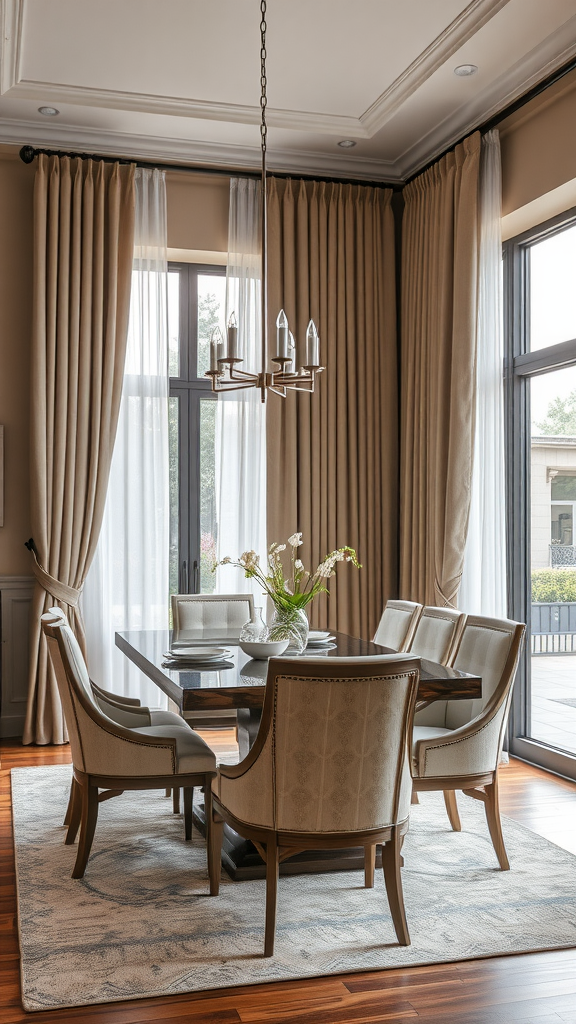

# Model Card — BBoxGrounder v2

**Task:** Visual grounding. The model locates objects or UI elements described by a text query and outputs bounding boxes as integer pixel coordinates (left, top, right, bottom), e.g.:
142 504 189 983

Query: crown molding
0 116 403 182
1 0 23 96
360 0 512 135
6 79 370 138
397 16 576 179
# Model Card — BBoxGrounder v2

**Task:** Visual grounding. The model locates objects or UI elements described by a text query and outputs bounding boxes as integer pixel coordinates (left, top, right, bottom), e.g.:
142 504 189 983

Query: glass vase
239 606 268 642
268 604 309 653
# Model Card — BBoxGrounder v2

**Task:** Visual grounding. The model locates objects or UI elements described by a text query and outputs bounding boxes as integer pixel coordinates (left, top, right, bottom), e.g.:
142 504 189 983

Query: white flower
287 532 303 547
294 559 304 570
221 556 232 564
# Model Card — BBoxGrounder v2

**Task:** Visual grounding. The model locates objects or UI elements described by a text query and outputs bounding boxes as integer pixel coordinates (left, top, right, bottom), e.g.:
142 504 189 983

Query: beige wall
166 171 229 251
0 148 34 575
500 67 576 217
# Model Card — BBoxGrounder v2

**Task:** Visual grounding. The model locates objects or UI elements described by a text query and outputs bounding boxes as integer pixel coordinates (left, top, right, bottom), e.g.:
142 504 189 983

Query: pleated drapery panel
266 178 397 640
24 155 135 745
400 132 481 608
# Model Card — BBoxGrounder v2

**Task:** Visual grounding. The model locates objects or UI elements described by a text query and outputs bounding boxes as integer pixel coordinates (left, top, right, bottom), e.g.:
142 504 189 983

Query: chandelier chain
260 0 267 155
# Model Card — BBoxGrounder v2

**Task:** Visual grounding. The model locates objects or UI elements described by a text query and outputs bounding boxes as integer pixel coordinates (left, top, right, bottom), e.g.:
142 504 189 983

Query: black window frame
169 261 225 595
504 205 576 781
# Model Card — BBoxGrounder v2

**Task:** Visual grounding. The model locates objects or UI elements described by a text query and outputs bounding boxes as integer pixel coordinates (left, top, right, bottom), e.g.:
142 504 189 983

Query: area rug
11 764 576 1012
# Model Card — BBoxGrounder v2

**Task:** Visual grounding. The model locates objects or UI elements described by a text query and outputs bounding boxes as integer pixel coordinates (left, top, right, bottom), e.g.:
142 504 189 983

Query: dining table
115 627 482 880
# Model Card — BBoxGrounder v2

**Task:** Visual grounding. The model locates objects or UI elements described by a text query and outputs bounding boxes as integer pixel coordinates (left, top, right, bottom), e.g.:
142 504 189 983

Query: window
505 209 576 780
168 263 226 597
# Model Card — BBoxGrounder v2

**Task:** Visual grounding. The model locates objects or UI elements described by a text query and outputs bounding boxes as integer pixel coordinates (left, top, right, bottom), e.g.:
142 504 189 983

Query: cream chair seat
209 654 420 956
41 612 217 879
373 599 423 651
171 593 255 732
411 614 525 870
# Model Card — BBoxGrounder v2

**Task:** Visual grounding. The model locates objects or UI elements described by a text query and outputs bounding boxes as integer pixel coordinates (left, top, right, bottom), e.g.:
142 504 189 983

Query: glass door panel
530 365 576 758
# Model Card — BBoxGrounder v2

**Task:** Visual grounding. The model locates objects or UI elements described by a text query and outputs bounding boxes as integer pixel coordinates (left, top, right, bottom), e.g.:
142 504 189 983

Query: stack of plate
306 630 337 648
163 646 231 666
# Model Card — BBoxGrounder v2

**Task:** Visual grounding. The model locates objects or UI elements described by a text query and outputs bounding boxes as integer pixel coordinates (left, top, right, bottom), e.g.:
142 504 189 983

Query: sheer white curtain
215 178 267 601
83 168 170 704
459 130 507 616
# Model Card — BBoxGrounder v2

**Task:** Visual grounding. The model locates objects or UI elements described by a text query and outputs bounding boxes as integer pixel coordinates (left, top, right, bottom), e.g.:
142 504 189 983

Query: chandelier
206 0 323 403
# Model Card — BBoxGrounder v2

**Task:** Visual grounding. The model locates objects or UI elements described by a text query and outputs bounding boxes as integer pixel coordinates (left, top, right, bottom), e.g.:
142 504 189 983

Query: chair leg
183 787 194 840
264 835 279 957
165 788 171 798
172 787 180 814
364 844 376 888
410 788 420 805
443 790 462 832
63 779 75 826
484 774 510 871
65 777 82 845
72 781 99 879
381 828 410 946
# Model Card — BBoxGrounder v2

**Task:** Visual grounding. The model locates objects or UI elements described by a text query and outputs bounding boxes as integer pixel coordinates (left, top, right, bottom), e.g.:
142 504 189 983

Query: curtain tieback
26 543 82 607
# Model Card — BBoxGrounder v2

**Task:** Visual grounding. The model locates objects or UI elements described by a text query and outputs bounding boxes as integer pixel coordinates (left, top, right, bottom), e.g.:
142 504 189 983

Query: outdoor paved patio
531 654 576 755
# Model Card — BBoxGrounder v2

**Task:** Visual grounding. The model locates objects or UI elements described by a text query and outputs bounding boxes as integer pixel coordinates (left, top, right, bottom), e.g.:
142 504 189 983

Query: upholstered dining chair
45 607 194 824
407 606 466 665
373 599 423 651
41 611 217 880
209 654 420 956
411 615 525 870
171 592 255 633
171 593 255 733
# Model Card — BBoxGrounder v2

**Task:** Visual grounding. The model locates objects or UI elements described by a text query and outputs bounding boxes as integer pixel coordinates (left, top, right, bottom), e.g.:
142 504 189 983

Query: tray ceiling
1 0 575 180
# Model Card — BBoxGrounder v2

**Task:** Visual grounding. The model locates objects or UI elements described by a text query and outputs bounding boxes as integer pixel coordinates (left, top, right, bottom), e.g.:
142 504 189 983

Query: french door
505 208 576 781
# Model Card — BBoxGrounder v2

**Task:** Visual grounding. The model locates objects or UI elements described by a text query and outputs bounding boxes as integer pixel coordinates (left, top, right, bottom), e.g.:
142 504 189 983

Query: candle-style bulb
210 326 224 371
276 308 289 360
306 319 320 367
227 311 239 360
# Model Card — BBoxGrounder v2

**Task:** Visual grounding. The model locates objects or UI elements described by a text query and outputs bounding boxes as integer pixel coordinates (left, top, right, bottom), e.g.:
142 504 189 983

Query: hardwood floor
1 739 576 1024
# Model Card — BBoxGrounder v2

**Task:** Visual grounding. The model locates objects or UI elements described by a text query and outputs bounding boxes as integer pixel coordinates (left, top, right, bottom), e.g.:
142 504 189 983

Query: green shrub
531 568 576 603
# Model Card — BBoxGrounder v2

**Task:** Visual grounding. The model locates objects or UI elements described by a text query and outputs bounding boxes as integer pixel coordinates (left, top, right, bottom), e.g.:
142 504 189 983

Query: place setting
162 646 234 669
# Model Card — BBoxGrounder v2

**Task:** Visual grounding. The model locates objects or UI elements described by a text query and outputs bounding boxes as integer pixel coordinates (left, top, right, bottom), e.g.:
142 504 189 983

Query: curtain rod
406 52 576 184
18 145 400 190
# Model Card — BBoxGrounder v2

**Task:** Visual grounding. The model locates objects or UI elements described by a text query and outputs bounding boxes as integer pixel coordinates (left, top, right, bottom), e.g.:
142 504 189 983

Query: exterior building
531 437 576 567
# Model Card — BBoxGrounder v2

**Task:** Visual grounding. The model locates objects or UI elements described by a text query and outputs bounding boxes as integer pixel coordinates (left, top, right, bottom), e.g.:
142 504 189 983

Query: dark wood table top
115 629 482 713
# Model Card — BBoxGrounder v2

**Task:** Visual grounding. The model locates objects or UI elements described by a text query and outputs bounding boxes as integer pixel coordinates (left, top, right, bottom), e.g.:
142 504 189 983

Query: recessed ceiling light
453 64 478 77
338 140 357 148
38 106 60 116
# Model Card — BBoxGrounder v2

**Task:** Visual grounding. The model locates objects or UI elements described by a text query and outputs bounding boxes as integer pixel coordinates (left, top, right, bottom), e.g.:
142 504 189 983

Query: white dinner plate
306 635 336 646
308 630 331 641
164 647 229 661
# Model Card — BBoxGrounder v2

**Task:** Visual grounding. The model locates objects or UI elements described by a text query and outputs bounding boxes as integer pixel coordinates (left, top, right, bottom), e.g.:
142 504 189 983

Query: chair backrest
408 606 465 665
171 593 255 634
239 655 420 834
446 614 525 730
373 600 422 651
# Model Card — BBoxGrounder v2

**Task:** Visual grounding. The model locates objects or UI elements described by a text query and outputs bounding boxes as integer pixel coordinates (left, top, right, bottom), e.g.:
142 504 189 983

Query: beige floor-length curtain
23 155 135 745
400 132 481 607
266 178 397 640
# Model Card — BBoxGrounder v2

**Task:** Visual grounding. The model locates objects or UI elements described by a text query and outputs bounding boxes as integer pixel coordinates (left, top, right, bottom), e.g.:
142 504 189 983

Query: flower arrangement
215 532 361 614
